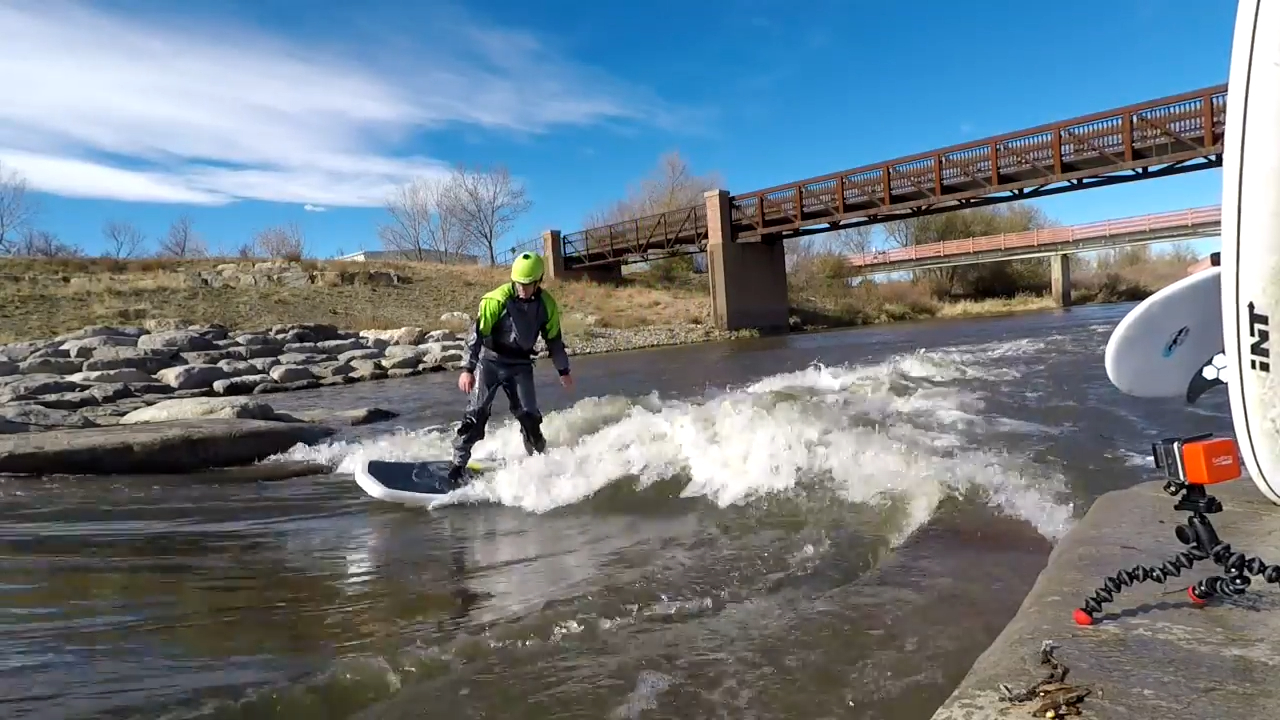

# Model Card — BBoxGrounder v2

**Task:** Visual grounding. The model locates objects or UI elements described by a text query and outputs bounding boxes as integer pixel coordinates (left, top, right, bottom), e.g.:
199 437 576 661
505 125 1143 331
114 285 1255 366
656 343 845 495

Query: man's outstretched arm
461 318 483 373
540 293 571 376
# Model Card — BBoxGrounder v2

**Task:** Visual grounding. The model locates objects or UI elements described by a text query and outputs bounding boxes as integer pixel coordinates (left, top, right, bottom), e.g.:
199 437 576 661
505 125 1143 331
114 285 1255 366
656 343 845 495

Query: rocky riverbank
0 315 749 435
0 393 401 476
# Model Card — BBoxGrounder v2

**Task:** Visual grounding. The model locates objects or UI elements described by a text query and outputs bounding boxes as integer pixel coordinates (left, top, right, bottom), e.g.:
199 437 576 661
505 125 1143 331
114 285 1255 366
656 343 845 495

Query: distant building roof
334 249 481 264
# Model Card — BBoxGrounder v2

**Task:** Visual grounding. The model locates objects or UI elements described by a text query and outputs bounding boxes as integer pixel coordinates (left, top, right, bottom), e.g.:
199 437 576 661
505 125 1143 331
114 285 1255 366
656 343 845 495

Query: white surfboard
1104 266 1225 401
1221 0 1280 505
352 457 495 508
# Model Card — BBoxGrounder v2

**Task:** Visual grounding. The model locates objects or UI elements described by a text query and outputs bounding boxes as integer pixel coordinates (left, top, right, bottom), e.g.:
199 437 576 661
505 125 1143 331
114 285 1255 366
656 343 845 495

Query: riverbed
0 302 1236 720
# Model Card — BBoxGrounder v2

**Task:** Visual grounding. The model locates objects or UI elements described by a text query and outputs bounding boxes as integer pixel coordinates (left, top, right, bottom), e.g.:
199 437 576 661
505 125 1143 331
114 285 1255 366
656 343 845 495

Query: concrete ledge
930 479 1280 719
0 418 334 475
24 460 332 483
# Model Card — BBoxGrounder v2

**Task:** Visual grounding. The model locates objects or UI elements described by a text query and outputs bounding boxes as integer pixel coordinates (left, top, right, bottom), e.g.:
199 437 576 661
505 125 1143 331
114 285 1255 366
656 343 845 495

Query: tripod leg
1072 547 1209 626
1188 573 1249 603
1188 543 1280 602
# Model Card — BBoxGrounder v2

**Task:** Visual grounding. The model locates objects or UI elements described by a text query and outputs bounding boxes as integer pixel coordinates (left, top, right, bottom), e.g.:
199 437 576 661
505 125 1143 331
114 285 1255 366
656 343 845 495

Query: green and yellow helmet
511 252 545 285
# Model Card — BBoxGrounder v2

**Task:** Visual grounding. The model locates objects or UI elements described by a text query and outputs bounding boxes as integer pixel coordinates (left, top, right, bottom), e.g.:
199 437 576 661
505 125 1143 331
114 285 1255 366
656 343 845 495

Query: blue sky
0 0 1234 260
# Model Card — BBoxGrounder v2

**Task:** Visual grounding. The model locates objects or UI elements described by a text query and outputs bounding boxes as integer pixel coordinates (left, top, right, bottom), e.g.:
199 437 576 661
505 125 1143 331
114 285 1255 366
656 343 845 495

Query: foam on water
281 340 1076 544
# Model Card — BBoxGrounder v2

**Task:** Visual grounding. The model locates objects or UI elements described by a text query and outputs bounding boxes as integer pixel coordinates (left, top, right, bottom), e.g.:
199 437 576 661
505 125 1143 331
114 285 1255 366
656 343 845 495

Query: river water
0 302 1237 720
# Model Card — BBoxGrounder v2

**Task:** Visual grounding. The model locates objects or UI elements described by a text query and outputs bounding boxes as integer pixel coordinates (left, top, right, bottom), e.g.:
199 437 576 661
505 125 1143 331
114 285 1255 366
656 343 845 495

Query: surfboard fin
1186 351 1229 404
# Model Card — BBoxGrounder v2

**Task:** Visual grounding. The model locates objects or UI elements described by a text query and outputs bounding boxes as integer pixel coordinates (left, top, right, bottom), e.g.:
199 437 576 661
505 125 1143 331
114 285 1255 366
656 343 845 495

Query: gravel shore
565 323 755 356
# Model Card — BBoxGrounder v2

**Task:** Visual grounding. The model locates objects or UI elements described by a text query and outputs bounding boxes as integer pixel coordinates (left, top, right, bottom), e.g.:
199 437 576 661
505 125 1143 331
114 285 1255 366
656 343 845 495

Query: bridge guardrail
560 85 1226 267
844 205 1222 267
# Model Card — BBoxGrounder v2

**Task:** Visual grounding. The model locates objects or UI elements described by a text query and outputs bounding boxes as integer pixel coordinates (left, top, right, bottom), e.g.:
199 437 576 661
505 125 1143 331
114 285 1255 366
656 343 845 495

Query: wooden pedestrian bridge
502 83 1226 330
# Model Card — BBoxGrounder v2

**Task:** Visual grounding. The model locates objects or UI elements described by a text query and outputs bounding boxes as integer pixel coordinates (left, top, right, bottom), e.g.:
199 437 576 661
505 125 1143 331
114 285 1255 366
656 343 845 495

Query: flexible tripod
1073 432 1280 626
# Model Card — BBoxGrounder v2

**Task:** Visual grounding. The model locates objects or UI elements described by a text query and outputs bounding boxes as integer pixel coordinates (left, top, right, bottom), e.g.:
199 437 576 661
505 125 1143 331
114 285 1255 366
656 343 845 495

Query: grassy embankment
0 256 711 344
785 243 1201 329
0 245 1201 345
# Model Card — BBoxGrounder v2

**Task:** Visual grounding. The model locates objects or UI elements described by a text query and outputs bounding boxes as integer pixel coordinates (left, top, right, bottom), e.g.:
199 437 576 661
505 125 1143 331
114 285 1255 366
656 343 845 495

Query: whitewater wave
280 339 1076 544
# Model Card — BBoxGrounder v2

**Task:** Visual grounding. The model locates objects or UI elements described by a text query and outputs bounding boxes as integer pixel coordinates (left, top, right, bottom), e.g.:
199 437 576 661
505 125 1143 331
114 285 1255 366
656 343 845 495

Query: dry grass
934 294 1057 317
785 247 1203 330
0 256 713 343
0 246 1205 344
1069 253 1197 305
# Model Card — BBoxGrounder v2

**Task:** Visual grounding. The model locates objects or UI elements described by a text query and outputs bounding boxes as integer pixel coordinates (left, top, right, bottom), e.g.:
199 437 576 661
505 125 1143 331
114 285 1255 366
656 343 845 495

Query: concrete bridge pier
542 230 622 283
1050 253 1072 307
704 190 791 331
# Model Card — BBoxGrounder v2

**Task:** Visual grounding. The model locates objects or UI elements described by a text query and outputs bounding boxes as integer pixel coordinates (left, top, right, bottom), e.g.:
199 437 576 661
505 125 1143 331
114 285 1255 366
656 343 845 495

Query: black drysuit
452 282 571 468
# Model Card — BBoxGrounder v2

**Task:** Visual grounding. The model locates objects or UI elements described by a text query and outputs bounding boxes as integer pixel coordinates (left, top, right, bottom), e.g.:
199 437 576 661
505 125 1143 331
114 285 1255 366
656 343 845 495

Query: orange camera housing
1179 436 1242 485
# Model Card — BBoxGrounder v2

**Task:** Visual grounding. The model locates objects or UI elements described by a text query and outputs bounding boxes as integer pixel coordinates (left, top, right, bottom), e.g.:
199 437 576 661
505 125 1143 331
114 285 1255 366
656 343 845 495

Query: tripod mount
1073 432 1280 626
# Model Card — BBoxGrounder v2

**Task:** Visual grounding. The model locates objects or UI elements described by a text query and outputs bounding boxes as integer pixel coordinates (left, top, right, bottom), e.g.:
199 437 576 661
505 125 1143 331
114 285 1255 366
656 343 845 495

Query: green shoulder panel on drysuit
476 282 561 339
462 282 570 376
476 283 516 336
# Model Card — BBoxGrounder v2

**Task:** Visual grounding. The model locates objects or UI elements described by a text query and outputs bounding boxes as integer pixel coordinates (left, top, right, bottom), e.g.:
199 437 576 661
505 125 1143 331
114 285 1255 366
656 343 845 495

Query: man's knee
515 410 546 454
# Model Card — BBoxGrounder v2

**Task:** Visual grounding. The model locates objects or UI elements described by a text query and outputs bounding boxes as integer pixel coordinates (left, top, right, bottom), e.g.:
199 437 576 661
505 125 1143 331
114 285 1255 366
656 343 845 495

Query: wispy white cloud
0 1 680 209
303 204 327 213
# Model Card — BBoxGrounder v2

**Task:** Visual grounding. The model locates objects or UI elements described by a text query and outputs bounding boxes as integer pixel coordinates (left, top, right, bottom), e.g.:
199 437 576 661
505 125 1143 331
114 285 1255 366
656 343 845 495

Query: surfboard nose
1104 266 1224 400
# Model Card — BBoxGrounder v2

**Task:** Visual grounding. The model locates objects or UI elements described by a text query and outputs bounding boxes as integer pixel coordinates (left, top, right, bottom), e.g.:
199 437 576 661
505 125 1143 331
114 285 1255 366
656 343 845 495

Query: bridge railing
845 205 1222 268
498 237 543 265
560 204 709 262
733 87 1226 238
558 84 1226 265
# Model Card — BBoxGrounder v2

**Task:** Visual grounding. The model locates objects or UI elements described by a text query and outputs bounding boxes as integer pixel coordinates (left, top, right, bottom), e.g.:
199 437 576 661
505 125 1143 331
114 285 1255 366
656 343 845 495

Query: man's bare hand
560 373 574 390
458 371 475 394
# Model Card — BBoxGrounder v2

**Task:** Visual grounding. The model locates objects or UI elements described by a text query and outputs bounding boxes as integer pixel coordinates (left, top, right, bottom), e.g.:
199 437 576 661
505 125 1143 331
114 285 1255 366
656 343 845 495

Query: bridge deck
561 84 1227 268
844 205 1222 275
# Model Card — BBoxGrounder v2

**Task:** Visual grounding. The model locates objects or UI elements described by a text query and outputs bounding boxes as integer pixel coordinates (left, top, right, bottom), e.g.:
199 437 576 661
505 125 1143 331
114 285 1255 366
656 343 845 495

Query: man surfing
445 251 574 487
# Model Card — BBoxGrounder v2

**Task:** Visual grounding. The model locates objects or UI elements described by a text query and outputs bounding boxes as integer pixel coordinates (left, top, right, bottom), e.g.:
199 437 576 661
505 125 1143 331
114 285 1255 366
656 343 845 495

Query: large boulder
81 347 178 374
68 369 156 384
155 364 231 390
62 335 139 358
117 396 277 425
271 407 399 426
360 327 426 346
17 356 84 375
0 404 97 430
136 330 217 352
0 376 88 404
0 340 62 363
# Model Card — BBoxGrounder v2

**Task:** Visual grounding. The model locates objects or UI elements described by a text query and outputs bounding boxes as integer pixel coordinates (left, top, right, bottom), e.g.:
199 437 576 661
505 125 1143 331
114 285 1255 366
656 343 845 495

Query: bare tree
379 179 433 260
444 164 533 265
0 161 37 255
584 150 722 227
785 224 875 271
881 203 1053 249
378 177 471 262
831 225 875 255
577 151 724 271
876 203 1055 296
156 214 207 258
12 228 82 258
430 190 469 262
102 220 147 259
254 222 307 260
